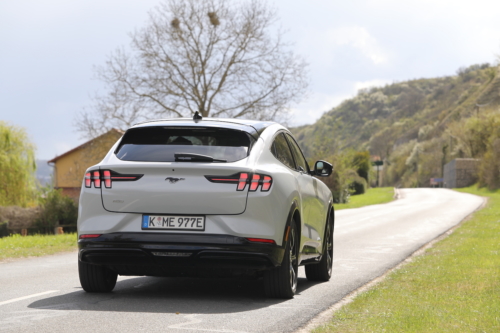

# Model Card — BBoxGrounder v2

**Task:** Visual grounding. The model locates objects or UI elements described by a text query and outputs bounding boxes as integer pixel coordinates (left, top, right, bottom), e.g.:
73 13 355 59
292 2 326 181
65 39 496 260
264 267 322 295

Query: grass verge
335 187 394 210
313 186 500 332
0 233 77 261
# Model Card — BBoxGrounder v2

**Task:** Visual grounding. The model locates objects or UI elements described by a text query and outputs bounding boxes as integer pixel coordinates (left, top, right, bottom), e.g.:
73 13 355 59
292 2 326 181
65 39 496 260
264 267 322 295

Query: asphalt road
0 188 484 333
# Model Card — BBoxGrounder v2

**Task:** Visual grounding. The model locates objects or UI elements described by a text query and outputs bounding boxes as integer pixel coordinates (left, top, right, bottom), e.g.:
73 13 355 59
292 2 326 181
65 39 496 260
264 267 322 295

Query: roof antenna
193 112 202 122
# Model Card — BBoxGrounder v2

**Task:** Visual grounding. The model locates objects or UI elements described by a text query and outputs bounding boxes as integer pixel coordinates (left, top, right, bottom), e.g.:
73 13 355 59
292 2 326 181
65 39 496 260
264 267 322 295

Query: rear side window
115 127 254 162
271 133 295 169
285 133 309 172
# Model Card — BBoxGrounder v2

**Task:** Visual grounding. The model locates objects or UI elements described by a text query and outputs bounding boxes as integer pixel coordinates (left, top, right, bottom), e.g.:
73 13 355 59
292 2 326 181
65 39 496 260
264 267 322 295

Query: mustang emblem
165 177 185 184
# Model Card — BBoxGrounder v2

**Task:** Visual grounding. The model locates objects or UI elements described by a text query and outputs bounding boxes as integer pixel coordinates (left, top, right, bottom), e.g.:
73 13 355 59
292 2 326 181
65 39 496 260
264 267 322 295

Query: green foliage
352 151 371 184
445 110 500 189
35 188 78 230
384 141 414 186
0 221 8 238
314 150 370 203
478 137 500 190
448 111 500 158
457 63 490 78
0 121 37 207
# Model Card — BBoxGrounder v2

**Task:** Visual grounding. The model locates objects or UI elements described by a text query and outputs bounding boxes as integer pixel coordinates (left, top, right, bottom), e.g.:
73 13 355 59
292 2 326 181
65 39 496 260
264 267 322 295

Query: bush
0 221 8 238
479 138 500 190
351 178 367 195
352 151 371 183
316 150 371 203
35 188 78 231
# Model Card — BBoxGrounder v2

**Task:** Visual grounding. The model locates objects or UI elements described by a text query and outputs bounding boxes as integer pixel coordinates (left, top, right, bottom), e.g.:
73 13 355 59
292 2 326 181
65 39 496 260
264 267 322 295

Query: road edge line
0 290 59 307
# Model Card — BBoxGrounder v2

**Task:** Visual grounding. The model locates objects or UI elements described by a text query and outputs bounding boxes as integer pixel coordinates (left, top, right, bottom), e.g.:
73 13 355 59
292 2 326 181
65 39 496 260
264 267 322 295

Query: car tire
79 261 118 293
264 219 298 299
305 213 333 282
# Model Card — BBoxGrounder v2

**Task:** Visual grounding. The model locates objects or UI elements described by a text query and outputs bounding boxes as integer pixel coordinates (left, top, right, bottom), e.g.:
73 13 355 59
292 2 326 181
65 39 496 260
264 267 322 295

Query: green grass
0 233 77 261
335 187 395 210
314 186 500 333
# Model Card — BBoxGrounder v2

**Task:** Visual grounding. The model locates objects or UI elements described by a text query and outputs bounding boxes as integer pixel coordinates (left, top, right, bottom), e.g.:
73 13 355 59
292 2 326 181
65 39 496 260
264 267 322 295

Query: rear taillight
249 174 260 191
246 238 276 244
261 176 272 191
205 172 272 192
84 172 91 188
84 170 143 189
93 171 101 188
103 170 111 188
238 173 248 191
79 234 101 239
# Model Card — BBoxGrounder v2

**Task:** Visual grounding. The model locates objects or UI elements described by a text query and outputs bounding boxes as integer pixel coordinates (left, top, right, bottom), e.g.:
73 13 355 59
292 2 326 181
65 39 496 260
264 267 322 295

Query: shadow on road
28 276 320 314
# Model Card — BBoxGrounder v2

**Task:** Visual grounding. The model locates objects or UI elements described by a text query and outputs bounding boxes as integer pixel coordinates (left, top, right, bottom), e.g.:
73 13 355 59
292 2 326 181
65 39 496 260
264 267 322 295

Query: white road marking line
0 290 59 307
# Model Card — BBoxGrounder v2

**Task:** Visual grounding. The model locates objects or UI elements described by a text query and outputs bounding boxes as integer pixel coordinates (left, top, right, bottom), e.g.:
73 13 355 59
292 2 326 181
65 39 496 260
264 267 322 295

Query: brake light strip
205 172 272 192
84 170 143 189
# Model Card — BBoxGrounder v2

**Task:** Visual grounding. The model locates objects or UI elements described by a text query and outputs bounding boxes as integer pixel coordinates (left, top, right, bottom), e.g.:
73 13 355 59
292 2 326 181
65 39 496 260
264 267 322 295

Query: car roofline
132 118 277 138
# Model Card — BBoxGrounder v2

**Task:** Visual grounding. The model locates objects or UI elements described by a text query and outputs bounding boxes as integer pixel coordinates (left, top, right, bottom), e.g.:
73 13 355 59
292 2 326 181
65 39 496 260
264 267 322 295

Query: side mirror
313 160 333 177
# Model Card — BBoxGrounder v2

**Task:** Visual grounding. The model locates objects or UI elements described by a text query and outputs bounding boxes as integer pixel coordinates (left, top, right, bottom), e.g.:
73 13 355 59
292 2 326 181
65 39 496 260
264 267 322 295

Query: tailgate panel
101 165 248 215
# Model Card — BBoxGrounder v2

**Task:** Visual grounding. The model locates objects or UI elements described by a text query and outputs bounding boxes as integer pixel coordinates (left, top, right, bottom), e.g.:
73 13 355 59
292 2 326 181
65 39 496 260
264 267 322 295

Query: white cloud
327 26 388 65
295 24 390 72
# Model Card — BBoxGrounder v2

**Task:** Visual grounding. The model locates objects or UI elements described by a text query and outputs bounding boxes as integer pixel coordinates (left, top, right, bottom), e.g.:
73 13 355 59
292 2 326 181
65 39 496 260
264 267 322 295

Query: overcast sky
1 0 499 160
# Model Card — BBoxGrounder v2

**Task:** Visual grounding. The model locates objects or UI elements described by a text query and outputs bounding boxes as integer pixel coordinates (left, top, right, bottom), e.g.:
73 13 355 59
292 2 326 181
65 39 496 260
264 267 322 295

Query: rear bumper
78 232 285 277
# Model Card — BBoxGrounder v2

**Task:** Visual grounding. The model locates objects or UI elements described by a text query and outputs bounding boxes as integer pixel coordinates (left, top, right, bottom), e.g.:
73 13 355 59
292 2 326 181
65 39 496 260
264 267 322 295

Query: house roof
47 128 124 164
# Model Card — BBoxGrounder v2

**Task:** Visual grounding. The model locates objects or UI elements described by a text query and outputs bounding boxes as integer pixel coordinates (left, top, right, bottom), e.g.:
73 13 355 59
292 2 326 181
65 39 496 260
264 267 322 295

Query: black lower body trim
78 232 284 278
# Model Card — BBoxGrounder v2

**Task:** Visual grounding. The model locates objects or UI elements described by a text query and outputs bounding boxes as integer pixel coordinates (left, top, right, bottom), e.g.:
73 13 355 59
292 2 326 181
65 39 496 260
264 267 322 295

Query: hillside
292 63 500 187
36 160 53 186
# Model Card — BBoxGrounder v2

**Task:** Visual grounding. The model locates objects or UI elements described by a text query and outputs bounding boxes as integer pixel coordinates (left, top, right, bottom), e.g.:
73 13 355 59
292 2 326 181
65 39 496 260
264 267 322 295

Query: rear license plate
142 215 205 231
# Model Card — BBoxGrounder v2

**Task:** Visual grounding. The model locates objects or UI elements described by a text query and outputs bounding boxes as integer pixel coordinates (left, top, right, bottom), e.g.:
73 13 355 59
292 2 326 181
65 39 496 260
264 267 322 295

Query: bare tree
76 0 308 138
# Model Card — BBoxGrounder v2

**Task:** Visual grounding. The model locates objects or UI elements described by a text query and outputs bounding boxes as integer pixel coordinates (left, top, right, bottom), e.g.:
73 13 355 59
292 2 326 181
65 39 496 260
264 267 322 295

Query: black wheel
264 220 298 299
305 213 333 281
79 260 118 293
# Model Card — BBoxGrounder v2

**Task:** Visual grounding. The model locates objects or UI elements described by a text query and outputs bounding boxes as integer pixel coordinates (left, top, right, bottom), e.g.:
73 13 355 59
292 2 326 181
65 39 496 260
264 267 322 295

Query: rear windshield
115 126 254 162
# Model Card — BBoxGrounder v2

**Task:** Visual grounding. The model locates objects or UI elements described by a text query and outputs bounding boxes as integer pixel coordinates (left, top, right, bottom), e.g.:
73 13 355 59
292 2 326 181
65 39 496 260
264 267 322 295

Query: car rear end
77 120 289 281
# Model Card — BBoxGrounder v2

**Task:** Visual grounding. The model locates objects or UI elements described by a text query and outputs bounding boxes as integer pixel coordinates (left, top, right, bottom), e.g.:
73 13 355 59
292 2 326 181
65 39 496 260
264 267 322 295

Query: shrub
315 150 371 203
351 178 367 195
479 138 500 190
0 221 8 238
352 151 371 183
35 188 78 232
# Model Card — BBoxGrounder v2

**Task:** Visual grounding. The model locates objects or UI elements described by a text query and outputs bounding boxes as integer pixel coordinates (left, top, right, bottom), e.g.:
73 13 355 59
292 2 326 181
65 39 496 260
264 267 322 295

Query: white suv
78 117 334 298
